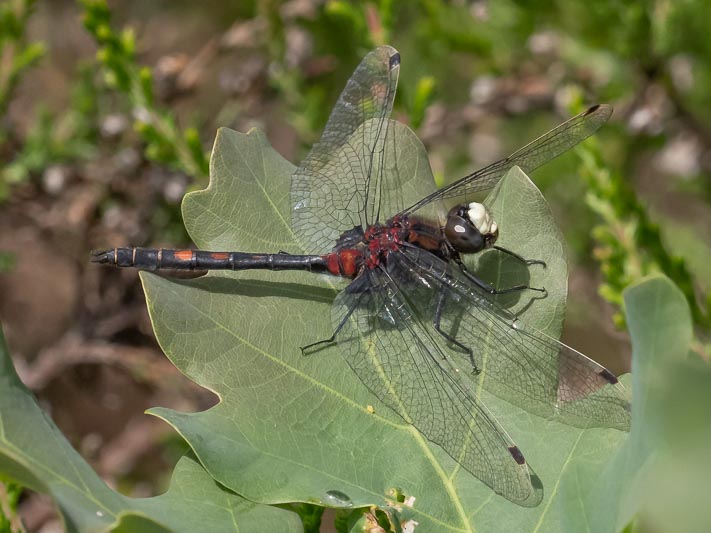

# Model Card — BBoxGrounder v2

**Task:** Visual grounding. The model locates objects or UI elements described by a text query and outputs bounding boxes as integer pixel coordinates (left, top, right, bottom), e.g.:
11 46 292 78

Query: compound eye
447 204 469 219
444 215 485 254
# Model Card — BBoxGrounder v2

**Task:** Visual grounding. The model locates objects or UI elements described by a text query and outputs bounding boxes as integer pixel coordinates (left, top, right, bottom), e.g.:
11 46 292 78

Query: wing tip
585 103 613 120
389 52 401 70
598 367 620 385
508 445 526 465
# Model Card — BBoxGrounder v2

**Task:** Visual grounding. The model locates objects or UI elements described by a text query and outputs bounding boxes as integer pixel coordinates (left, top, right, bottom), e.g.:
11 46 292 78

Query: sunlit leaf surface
0 325 301 532
144 125 633 530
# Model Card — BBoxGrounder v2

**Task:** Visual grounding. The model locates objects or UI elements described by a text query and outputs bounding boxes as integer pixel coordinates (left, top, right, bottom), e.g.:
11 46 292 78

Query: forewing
332 268 538 505
401 104 612 216
292 46 400 254
397 246 631 430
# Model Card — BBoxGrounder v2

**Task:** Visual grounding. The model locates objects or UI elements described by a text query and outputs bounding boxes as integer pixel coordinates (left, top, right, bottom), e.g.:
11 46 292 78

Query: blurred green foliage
0 481 21 533
79 0 208 179
0 0 46 199
0 252 14 273
284 503 324 533
0 0 45 117
1 63 100 192
578 133 711 329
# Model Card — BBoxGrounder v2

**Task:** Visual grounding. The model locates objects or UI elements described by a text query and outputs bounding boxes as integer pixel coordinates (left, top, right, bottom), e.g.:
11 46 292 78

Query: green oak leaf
142 123 634 531
560 275 701 533
0 327 301 532
561 276 696 531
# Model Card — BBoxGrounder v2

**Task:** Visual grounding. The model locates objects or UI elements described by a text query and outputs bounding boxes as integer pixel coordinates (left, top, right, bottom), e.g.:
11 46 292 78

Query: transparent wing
291 46 400 254
401 104 613 216
395 246 631 430
332 268 539 505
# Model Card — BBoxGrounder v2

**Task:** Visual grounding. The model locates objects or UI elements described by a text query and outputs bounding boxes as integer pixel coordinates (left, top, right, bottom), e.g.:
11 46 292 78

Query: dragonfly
92 46 630 505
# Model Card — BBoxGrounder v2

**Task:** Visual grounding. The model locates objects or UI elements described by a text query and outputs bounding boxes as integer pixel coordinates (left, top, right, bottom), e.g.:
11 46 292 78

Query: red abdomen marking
339 249 361 277
174 250 194 261
324 249 362 278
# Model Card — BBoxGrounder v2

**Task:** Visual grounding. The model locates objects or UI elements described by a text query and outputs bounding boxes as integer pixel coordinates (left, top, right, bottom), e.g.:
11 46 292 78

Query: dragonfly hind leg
432 287 481 374
300 301 357 355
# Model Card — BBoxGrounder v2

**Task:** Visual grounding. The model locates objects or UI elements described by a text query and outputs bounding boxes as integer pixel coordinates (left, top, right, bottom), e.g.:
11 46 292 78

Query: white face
466 202 498 237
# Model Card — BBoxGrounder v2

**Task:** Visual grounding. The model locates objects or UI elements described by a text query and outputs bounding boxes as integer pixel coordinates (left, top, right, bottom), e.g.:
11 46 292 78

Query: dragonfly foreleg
432 287 480 373
492 245 546 267
455 258 546 296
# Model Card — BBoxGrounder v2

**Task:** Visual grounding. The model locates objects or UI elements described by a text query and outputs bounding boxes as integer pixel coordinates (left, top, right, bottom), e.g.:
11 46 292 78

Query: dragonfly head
444 202 499 254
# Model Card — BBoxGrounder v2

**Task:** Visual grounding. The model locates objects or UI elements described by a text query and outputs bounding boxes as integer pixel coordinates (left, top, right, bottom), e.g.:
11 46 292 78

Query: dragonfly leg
455 258 547 296
432 287 480 373
300 301 357 354
493 245 546 267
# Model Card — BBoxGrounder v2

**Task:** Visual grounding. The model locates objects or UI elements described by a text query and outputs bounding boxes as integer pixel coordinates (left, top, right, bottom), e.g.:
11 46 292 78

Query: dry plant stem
17 332 169 390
